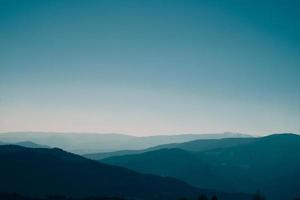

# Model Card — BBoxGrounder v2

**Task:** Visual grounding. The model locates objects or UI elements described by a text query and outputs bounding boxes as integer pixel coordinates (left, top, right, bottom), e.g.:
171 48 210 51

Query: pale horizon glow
0 130 287 137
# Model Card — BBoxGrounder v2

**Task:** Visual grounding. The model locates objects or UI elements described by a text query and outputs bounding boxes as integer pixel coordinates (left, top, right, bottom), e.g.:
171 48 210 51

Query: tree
178 198 188 200
198 194 208 200
211 195 218 200
253 191 266 200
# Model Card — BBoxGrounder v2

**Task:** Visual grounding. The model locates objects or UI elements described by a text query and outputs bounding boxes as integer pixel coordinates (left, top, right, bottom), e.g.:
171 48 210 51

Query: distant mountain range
14 141 50 148
101 133 300 200
0 145 251 200
1 131 298 199
0 132 250 154
0 141 50 148
84 137 257 160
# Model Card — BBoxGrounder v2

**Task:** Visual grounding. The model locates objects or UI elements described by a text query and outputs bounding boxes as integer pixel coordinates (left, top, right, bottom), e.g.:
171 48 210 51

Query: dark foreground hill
0 145 250 200
102 133 300 200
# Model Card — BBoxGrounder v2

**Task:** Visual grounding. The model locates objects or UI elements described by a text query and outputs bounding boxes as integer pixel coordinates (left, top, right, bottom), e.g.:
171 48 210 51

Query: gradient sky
0 0 299 135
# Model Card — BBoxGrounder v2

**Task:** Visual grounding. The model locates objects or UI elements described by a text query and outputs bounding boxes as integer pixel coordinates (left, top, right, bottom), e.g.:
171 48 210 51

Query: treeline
179 194 218 200
0 193 125 200
3 192 299 200
179 191 266 200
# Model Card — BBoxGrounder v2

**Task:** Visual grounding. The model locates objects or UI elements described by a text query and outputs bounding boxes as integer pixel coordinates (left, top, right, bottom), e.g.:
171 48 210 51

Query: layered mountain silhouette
102 133 300 200
14 141 50 148
0 141 50 148
85 137 256 160
0 132 250 154
0 145 251 200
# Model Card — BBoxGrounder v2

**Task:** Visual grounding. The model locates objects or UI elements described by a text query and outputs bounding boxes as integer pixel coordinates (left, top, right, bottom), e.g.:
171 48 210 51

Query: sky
0 0 299 136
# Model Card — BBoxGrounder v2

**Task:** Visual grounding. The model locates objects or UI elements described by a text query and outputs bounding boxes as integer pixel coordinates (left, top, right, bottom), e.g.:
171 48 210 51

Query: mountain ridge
0 144 251 200
84 136 256 160
0 131 251 154
101 133 300 200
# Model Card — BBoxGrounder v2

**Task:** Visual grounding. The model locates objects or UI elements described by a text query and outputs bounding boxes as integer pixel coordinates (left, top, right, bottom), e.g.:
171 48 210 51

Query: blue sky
0 0 299 135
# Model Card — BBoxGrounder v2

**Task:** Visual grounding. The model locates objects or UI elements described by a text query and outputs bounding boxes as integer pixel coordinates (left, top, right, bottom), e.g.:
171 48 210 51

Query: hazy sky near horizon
0 0 299 135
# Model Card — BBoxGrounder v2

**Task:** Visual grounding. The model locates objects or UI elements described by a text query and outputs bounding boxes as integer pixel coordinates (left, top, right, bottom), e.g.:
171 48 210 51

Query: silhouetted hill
103 148 220 189
102 148 226 191
150 137 257 151
0 132 250 154
102 133 300 200
0 145 250 200
200 133 300 199
85 137 255 160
